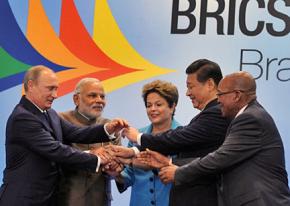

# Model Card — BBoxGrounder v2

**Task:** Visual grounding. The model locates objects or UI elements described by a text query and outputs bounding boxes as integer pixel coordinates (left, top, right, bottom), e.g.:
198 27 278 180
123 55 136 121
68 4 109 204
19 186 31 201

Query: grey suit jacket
0 96 111 206
175 100 290 206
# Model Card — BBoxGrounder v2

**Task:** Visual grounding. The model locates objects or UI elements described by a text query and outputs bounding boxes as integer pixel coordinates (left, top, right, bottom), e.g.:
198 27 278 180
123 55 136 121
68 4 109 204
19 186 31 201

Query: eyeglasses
216 90 243 97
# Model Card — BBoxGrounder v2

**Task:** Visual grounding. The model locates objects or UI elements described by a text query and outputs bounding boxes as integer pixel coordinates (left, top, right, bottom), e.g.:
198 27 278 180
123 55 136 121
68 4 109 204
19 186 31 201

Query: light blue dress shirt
120 119 180 206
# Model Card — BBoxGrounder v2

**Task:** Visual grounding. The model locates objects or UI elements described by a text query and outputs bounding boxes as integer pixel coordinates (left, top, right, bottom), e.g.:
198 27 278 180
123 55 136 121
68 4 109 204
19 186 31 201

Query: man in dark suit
158 71 290 205
123 59 230 206
0 65 127 206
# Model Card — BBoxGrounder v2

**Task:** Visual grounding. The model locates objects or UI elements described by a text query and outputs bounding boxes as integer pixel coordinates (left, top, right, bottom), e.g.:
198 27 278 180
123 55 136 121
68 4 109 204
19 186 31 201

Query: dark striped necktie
43 111 51 126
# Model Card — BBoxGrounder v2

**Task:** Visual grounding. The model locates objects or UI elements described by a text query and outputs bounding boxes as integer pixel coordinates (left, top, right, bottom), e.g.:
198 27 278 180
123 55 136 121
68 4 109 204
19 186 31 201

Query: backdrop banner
1 1 289 205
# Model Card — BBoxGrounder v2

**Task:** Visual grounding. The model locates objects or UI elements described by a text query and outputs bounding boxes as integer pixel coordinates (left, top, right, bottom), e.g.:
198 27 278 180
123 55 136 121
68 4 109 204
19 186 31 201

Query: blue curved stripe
0 0 70 76
0 72 25 92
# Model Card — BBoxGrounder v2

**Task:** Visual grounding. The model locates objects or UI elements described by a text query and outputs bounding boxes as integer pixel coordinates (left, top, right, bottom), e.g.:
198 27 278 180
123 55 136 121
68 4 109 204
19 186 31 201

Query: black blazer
140 99 230 206
175 100 290 206
0 96 110 206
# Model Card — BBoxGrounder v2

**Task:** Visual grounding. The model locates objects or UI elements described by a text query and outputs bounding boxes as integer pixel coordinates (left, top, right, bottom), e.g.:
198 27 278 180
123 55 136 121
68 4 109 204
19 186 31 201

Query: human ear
73 94 80 106
207 78 216 91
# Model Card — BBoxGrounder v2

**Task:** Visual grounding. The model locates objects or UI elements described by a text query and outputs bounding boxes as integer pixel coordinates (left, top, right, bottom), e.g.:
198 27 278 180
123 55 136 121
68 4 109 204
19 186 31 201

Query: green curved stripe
0 47 31 78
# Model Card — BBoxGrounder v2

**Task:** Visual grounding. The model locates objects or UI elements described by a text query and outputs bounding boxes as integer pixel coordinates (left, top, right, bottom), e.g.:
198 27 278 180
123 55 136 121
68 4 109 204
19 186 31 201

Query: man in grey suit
0 65 127 206
157 71 290 205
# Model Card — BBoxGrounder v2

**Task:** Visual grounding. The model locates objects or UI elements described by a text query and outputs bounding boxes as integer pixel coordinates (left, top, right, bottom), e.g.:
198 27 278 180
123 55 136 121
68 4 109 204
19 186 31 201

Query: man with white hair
58 78 121 206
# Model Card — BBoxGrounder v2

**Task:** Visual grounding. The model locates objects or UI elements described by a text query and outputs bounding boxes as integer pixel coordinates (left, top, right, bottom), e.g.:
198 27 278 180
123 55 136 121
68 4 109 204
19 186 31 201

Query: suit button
149 177 153 181
152 169 158 175
149 189 154 193
151 200 155 205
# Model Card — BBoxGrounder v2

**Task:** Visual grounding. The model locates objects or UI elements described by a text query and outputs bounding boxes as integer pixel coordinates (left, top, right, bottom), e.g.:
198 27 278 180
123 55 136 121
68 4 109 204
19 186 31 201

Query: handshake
90 119 178 183
90 145 178 184
90 145 136 176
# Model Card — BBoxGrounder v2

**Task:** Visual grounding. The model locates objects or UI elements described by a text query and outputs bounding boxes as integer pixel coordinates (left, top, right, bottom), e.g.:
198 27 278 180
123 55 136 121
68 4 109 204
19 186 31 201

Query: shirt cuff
131 147 140 155
85 150 101 172
104 123 116 140
96 156 101 172
136 133 143 145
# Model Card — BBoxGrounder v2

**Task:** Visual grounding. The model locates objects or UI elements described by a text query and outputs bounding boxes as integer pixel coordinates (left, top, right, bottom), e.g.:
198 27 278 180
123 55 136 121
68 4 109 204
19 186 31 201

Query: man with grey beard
57 78 121 206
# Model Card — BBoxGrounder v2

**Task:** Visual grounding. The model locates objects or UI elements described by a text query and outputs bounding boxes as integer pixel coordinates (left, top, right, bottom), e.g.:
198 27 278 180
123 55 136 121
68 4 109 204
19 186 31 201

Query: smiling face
74 81 106 119
186 73 214 110
145 92 175 126
26 69 58 110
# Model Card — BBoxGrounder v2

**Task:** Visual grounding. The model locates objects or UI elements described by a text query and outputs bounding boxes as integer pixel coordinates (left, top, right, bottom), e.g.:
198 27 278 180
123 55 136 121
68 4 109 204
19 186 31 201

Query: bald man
0 66 127 206
58 78 121 206
158 71 290 205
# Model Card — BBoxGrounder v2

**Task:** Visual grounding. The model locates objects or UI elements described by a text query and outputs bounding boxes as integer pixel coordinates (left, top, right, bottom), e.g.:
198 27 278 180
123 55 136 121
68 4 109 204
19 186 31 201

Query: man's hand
137 149 170 169
159 165 178 184
90 147 113 165
116 157 133 165
102 160 124 177
105 145 136 158
122 127 140 143
105 118 129 135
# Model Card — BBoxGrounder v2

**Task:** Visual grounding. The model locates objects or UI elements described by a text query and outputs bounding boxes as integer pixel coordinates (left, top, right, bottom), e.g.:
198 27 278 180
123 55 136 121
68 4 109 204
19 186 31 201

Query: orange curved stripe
59 0 137 78
58 70 113 97
26 0 107 83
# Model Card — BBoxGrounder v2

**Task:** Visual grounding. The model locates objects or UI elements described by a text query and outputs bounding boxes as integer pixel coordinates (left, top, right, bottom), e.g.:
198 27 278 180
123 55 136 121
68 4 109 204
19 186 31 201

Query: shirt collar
75 109 96 122
235 104 248 118
30 100 46 113
201 98 218 111
77 110 90 121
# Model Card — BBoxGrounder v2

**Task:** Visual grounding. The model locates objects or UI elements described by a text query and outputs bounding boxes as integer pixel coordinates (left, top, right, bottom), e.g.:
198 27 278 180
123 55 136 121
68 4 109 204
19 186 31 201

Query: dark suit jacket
175 100 290 206
140 99 230 206
0 96 111 206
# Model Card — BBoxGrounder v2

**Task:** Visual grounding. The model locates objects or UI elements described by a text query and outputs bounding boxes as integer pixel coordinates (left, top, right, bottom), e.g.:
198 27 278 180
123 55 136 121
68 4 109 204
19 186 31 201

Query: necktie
43 111 56 140
43 111 51 126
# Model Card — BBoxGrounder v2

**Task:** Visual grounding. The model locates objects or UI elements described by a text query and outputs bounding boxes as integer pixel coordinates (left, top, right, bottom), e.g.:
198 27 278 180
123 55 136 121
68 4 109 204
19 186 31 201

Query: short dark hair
186 59 223 86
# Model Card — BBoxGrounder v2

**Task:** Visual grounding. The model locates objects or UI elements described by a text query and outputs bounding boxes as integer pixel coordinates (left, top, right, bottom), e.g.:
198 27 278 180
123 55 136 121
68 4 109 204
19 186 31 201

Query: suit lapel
37 113 54 133
20 96 61 140
224 101 259 138
189 99 219 123
20 96 53 132
47 110 62 141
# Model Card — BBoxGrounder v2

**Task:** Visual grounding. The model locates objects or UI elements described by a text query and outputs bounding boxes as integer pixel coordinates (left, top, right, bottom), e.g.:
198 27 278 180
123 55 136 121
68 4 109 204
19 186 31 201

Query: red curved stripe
59 0 137 81
58 69 123 97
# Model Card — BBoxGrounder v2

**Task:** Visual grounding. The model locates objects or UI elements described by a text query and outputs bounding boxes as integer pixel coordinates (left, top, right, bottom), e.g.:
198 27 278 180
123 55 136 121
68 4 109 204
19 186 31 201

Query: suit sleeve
173 157 198 166
115 141 136 192
141 108 227 155
12 113 102 172
175 113 262 186
60 116 110 144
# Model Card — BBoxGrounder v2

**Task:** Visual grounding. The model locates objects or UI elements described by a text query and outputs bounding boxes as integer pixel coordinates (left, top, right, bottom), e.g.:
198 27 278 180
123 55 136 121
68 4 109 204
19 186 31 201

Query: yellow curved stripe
92 0 175 89
101 70 171 93
26 0 106 82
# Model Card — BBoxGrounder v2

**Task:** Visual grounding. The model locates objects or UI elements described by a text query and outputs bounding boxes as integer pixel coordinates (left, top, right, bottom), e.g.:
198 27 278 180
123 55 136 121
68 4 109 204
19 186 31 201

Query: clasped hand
90 145 136 176
89 143 178 184
137 149 178 184
105 118 129 135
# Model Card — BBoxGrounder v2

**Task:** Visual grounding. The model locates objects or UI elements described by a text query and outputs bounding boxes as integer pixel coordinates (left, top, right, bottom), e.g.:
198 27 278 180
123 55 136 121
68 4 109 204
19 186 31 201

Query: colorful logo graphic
0 0 174 96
